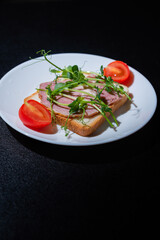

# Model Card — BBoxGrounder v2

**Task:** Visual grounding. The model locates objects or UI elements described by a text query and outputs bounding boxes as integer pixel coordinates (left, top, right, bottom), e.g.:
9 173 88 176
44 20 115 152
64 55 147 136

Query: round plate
0 53 157 146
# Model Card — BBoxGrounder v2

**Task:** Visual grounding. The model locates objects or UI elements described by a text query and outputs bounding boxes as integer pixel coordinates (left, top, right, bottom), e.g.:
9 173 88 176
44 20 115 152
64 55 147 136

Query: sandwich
19 50 131 136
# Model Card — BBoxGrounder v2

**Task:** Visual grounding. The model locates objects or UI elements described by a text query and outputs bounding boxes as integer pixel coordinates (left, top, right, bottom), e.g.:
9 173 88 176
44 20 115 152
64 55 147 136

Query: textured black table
0 1 160 239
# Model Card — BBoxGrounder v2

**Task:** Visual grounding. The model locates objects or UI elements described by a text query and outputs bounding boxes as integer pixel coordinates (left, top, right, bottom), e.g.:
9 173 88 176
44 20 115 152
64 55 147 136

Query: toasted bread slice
24 84 129 136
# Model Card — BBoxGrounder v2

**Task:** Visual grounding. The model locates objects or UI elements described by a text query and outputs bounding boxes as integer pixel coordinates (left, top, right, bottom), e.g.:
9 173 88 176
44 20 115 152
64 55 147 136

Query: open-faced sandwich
19 50 131 136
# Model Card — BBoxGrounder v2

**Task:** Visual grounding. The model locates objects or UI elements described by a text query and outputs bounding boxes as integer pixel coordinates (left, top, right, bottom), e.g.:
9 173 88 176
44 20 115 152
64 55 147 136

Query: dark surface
0 1 160 239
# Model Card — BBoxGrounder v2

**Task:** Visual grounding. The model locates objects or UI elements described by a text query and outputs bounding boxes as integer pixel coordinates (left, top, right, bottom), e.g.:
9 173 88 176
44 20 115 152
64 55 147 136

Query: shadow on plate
90 97 132 137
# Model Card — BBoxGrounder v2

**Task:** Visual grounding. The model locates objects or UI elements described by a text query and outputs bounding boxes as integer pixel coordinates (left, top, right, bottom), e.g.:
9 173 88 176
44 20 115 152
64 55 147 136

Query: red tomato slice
103 60 130 83
19 100 51 129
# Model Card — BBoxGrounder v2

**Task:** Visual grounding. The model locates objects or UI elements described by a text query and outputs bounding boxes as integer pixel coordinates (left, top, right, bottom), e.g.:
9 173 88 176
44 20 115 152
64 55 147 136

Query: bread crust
24 86 129 136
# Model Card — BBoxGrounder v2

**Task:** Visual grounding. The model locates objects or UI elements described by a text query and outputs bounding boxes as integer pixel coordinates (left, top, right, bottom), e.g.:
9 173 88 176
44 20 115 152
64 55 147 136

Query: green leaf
66 65 72 72
50 69 61 73
72 65 79 73
100 65 104 75
54 82 65 91
68 97 87 115
95 86 102 100
45 84 52 98
105 76 113 83
101 105 111 113
105 86 112 92
61 69 68 78
67 72 73 79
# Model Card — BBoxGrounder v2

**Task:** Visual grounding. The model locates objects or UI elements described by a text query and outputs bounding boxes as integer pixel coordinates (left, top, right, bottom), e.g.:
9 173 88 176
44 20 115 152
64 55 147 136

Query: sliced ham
101 90 121 105
39 77 122 118
39 81 98 117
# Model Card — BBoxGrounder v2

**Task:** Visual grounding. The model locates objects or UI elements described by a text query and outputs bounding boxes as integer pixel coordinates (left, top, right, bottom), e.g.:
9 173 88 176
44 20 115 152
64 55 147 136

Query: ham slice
39 81 99 117
39 77 122 118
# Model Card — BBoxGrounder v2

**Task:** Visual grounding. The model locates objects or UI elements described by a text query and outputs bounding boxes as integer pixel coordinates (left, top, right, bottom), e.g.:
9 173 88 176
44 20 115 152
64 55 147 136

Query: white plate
0 53 157 146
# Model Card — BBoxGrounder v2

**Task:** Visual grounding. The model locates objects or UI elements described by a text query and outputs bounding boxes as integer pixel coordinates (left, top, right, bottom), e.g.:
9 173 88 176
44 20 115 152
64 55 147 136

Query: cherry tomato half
19 100 51 129
103 60 130 83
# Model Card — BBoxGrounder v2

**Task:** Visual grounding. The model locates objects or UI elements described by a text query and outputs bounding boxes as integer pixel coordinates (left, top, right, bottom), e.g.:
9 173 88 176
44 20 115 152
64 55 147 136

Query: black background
0 1 160 239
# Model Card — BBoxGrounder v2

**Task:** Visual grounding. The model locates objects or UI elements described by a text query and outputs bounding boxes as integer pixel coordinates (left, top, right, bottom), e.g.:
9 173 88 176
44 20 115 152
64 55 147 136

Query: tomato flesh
19 100 51 129
104 60 130 83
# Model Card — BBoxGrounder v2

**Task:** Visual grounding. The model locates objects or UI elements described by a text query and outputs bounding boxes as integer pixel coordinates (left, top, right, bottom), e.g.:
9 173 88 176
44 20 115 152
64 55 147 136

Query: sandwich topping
36 50 131 135
39 78 122 118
